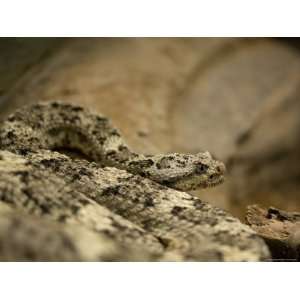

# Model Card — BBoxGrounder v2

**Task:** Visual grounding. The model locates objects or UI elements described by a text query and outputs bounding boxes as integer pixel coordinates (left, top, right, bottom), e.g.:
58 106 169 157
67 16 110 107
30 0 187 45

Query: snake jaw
162 172 225 191
147 156 226 192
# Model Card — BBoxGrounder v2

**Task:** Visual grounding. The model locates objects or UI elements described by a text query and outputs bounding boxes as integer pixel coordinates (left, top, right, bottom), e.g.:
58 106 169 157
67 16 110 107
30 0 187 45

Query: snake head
139 151 226 191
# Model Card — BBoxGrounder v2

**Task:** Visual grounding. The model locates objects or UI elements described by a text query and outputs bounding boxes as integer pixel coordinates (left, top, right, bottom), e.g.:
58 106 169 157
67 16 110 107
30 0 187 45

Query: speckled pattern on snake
0 101 225 191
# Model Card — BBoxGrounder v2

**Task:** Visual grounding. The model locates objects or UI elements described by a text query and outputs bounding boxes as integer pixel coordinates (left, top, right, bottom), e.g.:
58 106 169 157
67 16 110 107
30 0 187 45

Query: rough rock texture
0 202 145 261
0 104 270 261
0 151 163 261
246 205 300 261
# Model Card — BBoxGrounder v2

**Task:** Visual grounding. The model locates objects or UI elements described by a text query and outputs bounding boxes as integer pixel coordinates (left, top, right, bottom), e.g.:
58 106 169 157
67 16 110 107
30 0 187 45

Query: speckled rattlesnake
0 102 269 261
0 101 225 191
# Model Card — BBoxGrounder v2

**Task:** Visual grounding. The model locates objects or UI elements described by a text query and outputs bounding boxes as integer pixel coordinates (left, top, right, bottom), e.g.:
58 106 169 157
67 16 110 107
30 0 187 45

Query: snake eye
195 163 208 174
157 157 173 169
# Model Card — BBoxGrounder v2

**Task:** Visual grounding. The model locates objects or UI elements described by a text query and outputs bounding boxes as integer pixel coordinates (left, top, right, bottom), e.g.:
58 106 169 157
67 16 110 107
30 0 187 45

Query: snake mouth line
161 174 225 191
191 175 225 190
204 176 225 188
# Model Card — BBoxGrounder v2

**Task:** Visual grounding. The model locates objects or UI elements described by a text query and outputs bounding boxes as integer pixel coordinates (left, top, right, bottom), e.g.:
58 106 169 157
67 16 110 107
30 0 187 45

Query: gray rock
0 202 148 261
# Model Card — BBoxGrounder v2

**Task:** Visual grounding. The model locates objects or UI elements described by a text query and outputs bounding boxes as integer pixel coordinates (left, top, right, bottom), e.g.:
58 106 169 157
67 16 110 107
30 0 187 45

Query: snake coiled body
0 101 225 191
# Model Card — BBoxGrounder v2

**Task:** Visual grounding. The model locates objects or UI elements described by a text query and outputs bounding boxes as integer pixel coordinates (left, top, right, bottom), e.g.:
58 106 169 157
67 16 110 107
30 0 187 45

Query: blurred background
0 37 299 220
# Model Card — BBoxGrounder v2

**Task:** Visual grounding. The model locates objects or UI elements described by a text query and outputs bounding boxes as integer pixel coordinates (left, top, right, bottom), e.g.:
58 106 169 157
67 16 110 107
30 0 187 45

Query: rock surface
0 202 144 262
246 205 300 261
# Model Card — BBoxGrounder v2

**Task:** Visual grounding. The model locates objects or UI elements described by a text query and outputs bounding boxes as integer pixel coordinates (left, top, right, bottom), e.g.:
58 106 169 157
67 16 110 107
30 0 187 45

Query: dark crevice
51 147 93 161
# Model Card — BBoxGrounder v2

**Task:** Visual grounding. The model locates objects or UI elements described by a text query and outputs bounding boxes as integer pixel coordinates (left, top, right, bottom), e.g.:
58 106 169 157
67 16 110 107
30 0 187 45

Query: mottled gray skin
0 101 225 191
